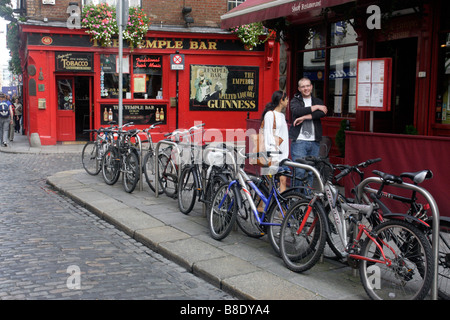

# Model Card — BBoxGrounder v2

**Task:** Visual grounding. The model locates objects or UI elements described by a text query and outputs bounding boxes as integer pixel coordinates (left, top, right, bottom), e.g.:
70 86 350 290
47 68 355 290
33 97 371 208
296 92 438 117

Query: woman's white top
263 110 289 165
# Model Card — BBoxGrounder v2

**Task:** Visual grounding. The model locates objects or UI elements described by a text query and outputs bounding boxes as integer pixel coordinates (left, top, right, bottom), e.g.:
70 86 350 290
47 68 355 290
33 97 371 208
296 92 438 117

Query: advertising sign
189 65 259 111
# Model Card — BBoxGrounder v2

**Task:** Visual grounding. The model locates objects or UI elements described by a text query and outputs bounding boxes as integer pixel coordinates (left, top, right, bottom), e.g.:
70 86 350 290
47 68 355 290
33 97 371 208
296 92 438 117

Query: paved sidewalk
2 134 368 300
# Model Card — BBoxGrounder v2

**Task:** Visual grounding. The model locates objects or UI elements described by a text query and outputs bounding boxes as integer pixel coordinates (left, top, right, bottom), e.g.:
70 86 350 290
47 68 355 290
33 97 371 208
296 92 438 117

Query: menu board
356 58 392 111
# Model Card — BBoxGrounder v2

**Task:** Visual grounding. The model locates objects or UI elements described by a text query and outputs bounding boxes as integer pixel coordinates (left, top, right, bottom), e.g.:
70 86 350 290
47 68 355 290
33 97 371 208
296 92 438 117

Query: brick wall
26 0 229 27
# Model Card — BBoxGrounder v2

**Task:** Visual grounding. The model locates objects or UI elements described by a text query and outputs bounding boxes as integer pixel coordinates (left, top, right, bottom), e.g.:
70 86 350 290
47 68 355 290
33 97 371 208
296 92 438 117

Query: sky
0 18 10 67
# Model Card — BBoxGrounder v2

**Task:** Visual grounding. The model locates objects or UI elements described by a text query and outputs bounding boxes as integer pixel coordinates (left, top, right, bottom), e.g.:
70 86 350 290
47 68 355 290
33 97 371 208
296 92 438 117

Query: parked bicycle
279 157 434 300
137 121 163 193
362 169 449 300
177 143 232 215
207 148 306 255
101 122 141 193
81 122 117 175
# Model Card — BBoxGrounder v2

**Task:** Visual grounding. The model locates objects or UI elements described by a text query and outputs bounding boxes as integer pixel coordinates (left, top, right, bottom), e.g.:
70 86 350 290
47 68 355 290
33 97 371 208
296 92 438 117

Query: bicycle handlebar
335 158 382 182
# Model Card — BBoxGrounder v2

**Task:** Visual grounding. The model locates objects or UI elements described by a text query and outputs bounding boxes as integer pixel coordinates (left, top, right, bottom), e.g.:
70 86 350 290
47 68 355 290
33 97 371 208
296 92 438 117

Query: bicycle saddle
400 170 433 184
372 170 403 184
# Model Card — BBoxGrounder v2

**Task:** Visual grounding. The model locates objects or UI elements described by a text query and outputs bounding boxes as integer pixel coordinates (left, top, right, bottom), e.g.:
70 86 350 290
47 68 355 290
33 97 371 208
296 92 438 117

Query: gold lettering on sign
93 38 217 50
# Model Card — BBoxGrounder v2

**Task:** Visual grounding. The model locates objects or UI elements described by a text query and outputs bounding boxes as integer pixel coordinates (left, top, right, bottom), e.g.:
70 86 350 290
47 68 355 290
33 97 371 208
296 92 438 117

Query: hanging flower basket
123 6 151 49
81 3 151 49
230 22 275 50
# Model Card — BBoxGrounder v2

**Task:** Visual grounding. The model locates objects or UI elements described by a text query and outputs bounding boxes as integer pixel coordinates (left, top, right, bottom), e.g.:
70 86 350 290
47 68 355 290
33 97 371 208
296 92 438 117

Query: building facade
16 0 279 144
224 0 450 154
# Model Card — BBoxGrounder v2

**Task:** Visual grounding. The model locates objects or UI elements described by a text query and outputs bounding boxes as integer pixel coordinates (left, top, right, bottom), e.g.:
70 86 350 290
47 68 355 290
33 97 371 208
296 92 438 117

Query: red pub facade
17 0 280 145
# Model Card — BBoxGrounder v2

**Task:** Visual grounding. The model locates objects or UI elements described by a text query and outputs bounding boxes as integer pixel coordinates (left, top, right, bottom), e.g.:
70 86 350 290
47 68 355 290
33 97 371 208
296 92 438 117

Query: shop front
223 0 450 151
20 25 280 145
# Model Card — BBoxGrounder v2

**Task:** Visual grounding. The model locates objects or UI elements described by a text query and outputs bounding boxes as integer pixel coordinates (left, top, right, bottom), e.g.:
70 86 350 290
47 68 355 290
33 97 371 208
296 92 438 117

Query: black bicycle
177 144 232 215
81 123 117 175
101 123 141 193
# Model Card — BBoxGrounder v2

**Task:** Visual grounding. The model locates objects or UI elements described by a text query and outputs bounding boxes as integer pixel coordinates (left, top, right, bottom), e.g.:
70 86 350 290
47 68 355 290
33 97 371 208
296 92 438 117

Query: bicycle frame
347 218 394 267
238 170 285 227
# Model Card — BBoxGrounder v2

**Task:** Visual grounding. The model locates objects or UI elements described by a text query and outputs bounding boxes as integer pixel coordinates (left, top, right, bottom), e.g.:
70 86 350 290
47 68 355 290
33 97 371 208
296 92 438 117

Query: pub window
227 0 245 11
436 32 450 125
100 54 131 99
132 55 163 99
296 20 358 118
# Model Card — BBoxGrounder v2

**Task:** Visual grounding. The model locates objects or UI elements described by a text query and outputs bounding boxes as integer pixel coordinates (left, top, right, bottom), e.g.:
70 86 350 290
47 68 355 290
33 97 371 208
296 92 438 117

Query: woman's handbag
250 111 283 167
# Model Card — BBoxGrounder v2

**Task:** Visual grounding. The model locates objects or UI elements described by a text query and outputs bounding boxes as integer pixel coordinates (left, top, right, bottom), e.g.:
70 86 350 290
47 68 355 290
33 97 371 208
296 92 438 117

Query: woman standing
14 98 22 133
261 90 290 192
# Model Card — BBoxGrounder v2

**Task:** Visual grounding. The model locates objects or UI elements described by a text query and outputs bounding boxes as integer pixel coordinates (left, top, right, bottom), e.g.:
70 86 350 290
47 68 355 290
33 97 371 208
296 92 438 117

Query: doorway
56 76 93 141
374 37 418 133
74 77 92 141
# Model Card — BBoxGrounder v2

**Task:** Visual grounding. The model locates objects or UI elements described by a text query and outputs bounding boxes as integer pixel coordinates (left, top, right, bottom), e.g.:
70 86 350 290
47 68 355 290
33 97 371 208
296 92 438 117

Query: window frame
294 20 358 119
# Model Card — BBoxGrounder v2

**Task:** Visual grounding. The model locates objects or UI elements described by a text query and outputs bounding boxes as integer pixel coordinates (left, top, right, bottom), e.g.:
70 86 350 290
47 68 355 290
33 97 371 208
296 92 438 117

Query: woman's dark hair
261 90 287 121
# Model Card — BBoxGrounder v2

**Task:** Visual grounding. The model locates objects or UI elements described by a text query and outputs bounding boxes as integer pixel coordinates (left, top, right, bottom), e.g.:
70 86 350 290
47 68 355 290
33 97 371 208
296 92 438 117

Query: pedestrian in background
0 93 13 147
14 98 22 134
8 96 15 142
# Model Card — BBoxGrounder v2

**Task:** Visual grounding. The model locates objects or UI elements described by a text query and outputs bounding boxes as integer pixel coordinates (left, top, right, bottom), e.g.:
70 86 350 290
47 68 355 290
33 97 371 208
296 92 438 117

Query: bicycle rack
281 160 325 193
154 140 182 197
135 133 143 192
356 177 440 300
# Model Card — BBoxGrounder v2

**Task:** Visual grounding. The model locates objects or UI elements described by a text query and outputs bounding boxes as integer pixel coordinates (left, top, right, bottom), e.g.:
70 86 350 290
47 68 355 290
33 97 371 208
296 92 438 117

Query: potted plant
230 22 274 50
335 119 351 157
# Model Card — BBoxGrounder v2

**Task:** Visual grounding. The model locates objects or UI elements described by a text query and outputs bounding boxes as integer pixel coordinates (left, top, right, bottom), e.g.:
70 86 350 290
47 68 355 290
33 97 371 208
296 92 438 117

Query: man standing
0 94 13 147
289 78 327 187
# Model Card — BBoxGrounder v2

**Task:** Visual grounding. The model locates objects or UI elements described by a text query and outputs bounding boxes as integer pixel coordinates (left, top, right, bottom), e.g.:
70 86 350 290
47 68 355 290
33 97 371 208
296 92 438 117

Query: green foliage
230 22 274 49
81 3 151 49
335 119 351 157
404 125 418 135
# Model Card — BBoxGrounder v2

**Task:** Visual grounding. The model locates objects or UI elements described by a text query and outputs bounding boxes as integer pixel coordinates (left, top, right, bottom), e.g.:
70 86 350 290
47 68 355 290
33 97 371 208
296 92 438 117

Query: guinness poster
189 65 259 111
55 52 94 72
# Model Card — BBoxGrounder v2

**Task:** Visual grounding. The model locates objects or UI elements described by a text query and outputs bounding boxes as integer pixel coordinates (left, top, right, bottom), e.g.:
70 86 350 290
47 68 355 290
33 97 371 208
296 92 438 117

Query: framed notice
356 58 392 111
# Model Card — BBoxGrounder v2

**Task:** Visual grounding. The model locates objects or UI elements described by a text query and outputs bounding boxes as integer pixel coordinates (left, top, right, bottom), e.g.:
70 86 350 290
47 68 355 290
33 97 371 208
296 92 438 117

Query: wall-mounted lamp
182 7 194 26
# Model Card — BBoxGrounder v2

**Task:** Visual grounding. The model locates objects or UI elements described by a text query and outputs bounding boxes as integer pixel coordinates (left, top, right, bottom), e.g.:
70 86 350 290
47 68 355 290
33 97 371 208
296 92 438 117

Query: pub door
56 76 93 141
56 77 75 141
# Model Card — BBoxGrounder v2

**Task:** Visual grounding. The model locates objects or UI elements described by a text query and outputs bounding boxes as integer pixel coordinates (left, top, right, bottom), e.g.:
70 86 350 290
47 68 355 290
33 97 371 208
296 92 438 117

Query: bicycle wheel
143 151 156 193
267 189 305 255
177 166 197 214
158 153 178 198
236 177 268 238
359 219 433 300
437 218 450 300
204 172 229 213
208 183 237 240
82 141 101 175
122 150 140 193
279 199 326 273
101 146 120 185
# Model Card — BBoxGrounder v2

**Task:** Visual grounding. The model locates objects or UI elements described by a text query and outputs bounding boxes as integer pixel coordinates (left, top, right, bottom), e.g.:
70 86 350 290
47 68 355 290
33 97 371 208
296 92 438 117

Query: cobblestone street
0 151 234 300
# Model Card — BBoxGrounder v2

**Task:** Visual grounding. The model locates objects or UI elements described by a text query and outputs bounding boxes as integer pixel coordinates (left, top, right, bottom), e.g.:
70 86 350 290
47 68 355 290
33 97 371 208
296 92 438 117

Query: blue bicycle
207 148 304 255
